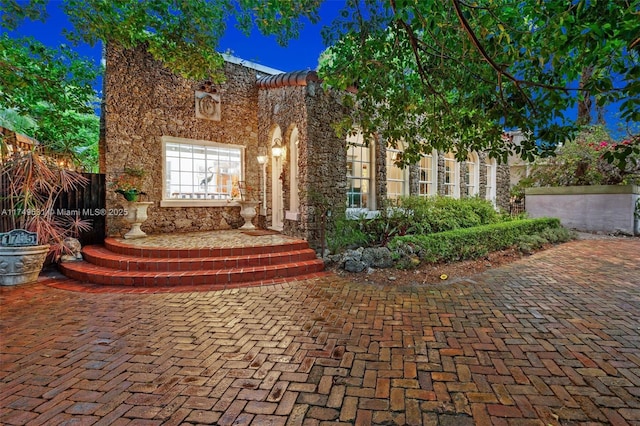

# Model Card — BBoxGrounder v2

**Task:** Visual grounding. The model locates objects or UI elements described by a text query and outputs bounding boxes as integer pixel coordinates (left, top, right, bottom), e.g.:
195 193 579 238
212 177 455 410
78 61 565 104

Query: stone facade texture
258 80 349 247
103 46 511 245
103 45 261 236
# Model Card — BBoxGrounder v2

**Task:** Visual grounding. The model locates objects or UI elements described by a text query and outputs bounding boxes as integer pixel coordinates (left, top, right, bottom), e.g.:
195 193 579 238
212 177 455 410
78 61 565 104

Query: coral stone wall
258 81 349 247
103 45 262 236
496 163 511 211
303 83 349 246
257 84 308 234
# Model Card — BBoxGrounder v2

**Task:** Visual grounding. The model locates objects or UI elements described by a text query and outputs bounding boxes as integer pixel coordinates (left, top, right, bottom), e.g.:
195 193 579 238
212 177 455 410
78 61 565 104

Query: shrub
516 234 549 254
388 218 562 264
326 196 504 252
538 226 576 244
516 227 576 254
327 215 371 253
328 196 503 250
527 125 640 187
397 195 500 233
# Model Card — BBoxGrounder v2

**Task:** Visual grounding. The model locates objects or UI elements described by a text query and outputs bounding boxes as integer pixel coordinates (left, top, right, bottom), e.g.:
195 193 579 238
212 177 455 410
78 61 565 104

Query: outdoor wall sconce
257 154 268 165
272 138 283 158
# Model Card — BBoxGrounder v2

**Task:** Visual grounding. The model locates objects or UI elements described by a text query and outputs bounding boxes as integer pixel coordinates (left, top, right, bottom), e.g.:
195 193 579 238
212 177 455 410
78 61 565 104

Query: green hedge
388 218 561 264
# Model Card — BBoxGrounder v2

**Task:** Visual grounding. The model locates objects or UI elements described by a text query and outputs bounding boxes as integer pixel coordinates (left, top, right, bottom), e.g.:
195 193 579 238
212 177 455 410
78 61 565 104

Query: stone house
103 45 510 248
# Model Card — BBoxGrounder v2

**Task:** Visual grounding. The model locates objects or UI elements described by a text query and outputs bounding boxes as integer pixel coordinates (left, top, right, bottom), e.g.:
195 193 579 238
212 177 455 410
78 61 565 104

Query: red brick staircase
60 237 325 289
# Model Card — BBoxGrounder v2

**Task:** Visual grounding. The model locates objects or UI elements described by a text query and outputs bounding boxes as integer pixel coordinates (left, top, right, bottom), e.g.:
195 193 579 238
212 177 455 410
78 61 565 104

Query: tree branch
389 0 450 112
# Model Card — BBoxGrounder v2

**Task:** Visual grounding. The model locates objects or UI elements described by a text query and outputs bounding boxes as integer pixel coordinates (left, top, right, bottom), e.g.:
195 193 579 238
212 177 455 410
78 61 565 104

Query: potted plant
111 166 153 239
0 146 90 285
112 166 146 201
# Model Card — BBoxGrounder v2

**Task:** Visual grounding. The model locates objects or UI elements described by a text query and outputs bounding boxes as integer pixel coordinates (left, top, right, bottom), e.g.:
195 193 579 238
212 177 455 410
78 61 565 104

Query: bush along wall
388 217 563 265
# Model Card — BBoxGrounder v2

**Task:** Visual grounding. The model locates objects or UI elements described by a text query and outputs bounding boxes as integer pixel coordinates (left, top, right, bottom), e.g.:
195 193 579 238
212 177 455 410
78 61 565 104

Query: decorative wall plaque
195 91 221 121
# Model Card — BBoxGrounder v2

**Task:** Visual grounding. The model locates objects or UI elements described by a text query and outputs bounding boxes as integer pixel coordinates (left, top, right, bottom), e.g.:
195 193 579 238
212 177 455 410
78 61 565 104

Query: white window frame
346 132 374 212
443 153 459 198
161 135 245 207
419 151 437 197
385 144 409 201
485 157 497 204
466 153 480 197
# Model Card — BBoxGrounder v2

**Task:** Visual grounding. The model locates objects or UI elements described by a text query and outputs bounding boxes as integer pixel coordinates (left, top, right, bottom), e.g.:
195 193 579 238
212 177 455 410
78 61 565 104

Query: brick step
59 258 325 287
47 271 331 293
82 245 318 272
103 237 310 258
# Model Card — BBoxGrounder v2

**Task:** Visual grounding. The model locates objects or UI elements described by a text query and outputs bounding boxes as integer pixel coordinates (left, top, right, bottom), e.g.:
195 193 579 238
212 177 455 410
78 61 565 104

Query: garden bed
331 244 541 286
331 231 633 287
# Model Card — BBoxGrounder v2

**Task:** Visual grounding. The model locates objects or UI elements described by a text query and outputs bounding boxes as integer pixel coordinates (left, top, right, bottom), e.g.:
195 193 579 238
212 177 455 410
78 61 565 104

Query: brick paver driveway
1 238 639 425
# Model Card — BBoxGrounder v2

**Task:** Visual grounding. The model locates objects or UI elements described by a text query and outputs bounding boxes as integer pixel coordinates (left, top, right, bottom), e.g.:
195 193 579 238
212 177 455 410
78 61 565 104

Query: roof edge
221 53 284 76
256 70 320 89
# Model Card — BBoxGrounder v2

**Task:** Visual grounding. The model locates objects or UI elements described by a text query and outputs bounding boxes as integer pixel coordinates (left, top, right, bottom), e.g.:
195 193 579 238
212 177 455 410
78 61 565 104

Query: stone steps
59 237 325 288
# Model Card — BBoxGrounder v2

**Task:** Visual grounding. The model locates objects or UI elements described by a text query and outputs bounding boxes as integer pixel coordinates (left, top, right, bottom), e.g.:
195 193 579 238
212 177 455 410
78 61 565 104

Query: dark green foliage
327 215 371 253
516 226 577 254
0 35 100 170
399 196 500 234
328 196 502 251
1 0 322 82
388 218 562 264
320 1 640 165
538 226 577 244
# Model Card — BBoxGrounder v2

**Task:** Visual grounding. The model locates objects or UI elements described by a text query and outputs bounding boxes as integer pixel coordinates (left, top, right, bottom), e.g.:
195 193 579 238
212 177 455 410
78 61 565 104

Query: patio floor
1 237 639 425
109 230 299 249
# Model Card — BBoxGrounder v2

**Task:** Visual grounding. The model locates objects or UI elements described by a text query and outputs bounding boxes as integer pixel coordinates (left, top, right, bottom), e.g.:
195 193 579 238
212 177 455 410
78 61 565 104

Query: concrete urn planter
124 201 154 239
0 244 49 286
238 201 259 230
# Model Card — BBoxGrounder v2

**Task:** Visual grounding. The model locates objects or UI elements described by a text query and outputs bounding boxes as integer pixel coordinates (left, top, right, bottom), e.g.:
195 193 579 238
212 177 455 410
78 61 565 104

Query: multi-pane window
466 154 479 196
486 158 496 203
443 153 458 197
163 137 243 201
419 152 436 196
386 146 408 201
346 134 371 209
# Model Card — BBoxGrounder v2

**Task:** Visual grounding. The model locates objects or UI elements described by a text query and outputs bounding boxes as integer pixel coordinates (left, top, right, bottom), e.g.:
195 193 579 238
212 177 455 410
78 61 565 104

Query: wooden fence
1 173 106 246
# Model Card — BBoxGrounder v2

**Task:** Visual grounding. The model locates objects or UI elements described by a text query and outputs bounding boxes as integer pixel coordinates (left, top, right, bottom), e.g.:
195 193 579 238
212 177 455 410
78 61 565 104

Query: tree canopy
1 0 322 81
0 34 100 170
0 0 321 169
319 0 639 164
2 0 639 166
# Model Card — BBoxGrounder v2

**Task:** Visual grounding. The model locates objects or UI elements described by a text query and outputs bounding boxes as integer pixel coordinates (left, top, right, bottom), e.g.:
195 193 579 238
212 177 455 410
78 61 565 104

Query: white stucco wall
525 185 640 235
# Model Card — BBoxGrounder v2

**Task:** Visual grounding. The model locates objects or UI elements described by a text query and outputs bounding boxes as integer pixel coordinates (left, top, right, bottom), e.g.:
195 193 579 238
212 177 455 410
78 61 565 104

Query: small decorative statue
60 237 83 262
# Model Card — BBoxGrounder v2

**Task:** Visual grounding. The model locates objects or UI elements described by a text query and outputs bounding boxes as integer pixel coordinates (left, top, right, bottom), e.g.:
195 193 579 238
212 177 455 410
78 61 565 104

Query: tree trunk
577 66 594 126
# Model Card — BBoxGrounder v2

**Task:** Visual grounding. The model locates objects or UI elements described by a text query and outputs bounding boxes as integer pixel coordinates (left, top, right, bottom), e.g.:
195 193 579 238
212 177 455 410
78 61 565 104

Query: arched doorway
270 128 284 231
288 127 300 217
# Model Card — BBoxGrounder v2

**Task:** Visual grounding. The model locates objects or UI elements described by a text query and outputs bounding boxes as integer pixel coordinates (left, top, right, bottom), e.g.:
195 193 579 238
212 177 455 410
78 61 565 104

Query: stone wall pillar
460 161 469 198
436 151 446 196
375 134 387 208
496 164 511 211
478 152 488 199
408 163 420 196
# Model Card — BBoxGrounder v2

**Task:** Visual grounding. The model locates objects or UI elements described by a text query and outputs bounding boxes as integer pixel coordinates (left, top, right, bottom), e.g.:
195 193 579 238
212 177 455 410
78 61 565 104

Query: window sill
160 199 238 208
285 210 299 221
